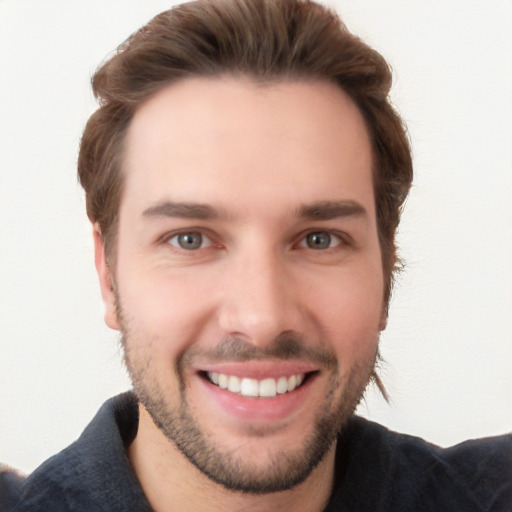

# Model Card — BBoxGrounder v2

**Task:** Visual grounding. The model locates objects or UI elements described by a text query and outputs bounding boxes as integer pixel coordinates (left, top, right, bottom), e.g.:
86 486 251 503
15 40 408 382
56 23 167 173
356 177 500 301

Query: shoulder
2 393 147 512
330 417 512 512
0 464 26 512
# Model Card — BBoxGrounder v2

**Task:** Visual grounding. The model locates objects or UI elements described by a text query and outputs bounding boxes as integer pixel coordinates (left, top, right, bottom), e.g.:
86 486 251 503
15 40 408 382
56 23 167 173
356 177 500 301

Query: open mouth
202 371 315 398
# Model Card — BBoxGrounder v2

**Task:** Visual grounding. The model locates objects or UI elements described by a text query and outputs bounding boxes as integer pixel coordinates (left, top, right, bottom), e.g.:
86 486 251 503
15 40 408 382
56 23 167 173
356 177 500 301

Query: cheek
118 271 218 353
308 270 383 356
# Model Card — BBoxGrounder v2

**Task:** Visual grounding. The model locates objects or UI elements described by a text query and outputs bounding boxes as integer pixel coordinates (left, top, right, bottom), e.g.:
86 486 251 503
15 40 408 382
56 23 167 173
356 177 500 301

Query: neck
128 405 336 512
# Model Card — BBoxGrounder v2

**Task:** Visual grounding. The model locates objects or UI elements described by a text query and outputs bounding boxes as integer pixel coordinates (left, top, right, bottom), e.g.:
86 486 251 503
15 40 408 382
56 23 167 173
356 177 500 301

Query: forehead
121 77 374 220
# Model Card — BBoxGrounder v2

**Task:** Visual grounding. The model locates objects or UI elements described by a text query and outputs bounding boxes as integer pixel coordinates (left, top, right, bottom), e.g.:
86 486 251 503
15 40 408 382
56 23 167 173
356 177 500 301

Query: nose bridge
218 242 298 345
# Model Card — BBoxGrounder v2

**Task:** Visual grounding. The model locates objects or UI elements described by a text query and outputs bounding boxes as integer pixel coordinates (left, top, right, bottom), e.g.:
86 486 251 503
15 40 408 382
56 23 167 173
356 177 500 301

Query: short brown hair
78 0 413 307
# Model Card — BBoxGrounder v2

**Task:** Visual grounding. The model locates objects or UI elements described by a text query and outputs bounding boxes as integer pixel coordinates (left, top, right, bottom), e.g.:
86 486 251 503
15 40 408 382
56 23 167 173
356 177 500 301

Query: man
2 0 511 511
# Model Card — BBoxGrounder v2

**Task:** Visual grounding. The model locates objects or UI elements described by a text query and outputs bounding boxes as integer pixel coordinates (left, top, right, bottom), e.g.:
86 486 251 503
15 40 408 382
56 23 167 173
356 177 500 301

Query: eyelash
166 231 214 251
297 230 345 250
161 229 351 253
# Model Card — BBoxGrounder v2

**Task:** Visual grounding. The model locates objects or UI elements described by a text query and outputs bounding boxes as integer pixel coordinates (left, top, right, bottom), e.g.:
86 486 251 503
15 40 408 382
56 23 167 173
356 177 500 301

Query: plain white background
1 0 511 474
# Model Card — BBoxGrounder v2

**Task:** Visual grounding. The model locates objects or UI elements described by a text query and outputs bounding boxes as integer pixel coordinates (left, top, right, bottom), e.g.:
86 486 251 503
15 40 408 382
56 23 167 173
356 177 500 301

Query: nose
217 247 304 347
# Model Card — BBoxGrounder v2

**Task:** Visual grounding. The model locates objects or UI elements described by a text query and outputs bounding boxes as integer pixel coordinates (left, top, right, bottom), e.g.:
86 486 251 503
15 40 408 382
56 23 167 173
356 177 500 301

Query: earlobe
93 225 120 330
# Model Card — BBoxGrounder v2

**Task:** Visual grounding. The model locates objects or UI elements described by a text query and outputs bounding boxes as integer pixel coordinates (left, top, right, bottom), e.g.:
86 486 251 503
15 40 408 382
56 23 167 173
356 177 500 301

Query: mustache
179 331 338 369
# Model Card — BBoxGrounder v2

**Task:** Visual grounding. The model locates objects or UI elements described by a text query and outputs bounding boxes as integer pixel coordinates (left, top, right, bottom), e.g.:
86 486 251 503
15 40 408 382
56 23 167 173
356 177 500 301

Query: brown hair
78 0 413 308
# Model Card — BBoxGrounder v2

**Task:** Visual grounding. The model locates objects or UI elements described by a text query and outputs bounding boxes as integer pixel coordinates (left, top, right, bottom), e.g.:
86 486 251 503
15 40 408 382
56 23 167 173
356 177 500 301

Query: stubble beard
119 316 378 494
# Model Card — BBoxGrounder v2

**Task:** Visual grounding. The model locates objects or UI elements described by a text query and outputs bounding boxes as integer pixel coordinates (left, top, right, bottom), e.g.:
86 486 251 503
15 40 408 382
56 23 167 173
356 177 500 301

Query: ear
379 309 388 331
93 225 120 330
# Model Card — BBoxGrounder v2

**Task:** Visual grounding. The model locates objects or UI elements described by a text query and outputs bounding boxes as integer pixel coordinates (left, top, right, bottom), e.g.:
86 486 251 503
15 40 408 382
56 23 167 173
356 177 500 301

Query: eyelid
296 229 350 249
160 228 217 249
169 233 212 250
157 227 352 252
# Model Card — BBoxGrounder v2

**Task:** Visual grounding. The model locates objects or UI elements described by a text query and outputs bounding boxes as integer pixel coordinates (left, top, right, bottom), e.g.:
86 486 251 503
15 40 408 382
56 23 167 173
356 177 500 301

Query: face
96 77 385 493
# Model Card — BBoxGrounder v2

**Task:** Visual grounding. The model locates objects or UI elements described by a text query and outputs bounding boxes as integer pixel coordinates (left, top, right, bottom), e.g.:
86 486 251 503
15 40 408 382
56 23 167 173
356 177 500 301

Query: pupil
308 232 330 249
178 233 202 250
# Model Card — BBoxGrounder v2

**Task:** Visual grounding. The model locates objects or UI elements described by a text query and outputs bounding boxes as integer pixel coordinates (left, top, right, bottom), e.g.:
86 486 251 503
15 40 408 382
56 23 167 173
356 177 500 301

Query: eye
167 231 212 251
300 231 342 250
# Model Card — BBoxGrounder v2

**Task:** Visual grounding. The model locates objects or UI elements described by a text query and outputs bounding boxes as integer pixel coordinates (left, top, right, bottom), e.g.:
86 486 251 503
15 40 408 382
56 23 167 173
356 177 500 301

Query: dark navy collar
17 392 153 512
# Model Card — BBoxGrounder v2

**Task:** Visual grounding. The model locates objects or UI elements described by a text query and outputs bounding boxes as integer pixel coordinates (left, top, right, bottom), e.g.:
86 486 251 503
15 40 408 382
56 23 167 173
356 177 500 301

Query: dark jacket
3 392 511 511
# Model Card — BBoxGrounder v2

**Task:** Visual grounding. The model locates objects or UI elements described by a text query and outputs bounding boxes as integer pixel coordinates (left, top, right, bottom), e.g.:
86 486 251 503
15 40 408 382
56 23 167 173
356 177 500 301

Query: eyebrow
297 200 368 221
141 199 368 222
142 201 223 220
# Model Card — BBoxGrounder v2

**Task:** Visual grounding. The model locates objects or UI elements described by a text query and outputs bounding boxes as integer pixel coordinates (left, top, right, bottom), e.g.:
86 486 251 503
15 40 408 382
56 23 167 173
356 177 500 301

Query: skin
95 77 386 512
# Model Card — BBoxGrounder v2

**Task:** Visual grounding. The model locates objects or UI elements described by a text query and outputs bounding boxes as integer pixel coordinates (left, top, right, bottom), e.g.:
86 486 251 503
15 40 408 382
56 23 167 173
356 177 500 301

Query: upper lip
193 360 320 380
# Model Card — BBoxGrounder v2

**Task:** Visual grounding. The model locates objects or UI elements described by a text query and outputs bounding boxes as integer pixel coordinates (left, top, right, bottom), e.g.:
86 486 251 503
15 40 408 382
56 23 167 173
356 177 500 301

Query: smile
206 372 306 398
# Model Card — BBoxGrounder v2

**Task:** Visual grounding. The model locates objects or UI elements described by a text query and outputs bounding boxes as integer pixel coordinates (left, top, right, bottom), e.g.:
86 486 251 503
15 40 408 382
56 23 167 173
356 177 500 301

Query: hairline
103 73 385 279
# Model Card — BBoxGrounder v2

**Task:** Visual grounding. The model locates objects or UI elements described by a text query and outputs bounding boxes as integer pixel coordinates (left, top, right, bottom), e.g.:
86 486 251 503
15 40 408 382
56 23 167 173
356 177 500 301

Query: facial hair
120 317 379 494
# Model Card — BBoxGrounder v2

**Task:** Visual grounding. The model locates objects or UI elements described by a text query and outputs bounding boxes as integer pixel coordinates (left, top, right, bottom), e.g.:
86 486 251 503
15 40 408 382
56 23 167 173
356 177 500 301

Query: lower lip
197 374 316 423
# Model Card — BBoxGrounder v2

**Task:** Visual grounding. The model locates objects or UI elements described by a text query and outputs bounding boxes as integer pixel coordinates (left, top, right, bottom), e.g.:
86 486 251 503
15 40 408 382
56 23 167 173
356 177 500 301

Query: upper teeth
207 372 305 398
